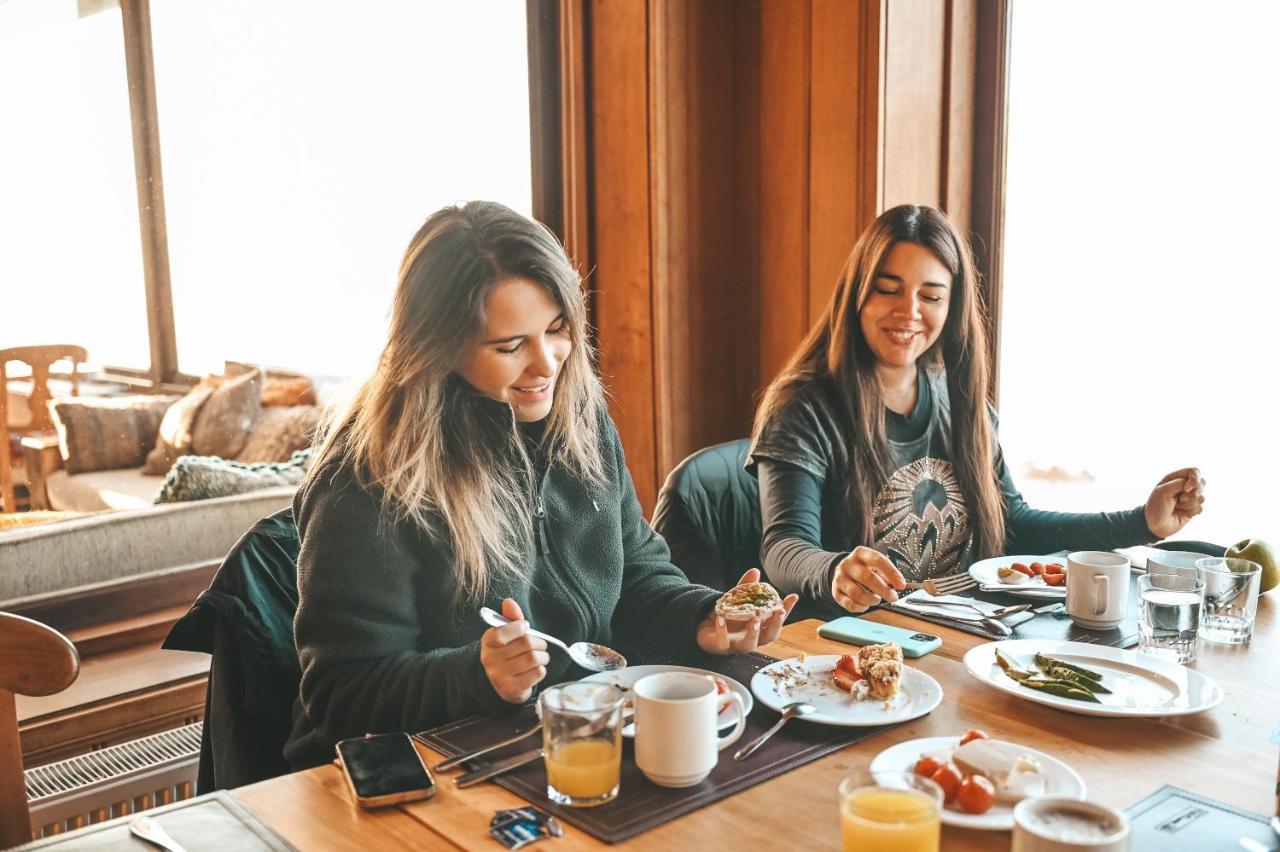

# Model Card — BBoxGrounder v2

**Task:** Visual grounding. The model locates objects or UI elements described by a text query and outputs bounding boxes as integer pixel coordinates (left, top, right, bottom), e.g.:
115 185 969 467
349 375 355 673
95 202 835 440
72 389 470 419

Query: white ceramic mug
1065 551 1130 629
633 672 747 788
1012 797 1130 851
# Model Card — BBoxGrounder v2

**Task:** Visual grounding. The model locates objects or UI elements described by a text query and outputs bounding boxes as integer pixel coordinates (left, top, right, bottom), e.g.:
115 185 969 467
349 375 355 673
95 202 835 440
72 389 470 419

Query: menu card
1125 785 1276 851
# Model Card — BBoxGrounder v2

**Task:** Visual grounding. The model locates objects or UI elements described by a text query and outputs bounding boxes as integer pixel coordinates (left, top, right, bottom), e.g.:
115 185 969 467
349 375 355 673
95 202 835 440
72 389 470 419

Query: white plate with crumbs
963 639 1224 717
749 655 943 726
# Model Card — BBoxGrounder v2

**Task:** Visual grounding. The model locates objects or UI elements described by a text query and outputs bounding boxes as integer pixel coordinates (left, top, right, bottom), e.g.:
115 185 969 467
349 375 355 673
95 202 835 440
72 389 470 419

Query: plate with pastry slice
749 644 943 727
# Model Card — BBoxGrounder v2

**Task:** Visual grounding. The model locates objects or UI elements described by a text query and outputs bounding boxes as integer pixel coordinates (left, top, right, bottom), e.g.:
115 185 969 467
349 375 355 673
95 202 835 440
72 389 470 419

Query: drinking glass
1196 557 1262 645
539 682 625 807
1137 572 1204 663
839 772 942 852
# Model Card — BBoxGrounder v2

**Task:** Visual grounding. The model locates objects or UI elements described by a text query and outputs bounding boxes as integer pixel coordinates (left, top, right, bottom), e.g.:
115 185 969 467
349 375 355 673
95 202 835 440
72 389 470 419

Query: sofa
0 486 295 603
22 367 319 513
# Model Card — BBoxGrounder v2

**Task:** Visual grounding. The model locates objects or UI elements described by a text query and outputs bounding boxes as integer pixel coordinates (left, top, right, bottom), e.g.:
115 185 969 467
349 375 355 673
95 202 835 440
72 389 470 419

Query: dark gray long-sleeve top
749 368 1154 608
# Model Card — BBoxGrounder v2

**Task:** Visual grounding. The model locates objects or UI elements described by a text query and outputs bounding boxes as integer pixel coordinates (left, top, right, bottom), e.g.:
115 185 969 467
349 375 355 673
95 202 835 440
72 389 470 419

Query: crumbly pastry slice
856 643 903 701
714 581 783 622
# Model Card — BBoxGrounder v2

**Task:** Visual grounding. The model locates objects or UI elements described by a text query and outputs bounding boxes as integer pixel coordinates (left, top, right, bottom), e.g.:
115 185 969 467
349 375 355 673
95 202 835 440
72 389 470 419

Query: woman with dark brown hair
749 204 1205 614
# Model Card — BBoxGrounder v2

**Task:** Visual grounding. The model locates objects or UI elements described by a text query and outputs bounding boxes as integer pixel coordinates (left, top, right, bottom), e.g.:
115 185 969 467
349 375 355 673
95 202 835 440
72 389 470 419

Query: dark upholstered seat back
652 439 761 591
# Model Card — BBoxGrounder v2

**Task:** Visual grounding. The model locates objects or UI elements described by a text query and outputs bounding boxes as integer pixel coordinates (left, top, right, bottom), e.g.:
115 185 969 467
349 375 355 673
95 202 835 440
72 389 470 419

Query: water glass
839 772 942 852
1137 572 1204 663
539 682 625 807
1196 557 1261 644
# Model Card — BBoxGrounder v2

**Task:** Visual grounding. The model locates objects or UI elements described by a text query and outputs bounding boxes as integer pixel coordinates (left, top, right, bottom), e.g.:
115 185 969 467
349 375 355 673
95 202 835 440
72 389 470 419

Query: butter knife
455 746 545 788
424 721 542 772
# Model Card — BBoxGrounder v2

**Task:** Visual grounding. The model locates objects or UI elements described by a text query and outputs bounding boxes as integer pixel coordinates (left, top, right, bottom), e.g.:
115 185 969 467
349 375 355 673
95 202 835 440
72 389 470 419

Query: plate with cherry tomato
968 555 1068 598
868 730 1086 830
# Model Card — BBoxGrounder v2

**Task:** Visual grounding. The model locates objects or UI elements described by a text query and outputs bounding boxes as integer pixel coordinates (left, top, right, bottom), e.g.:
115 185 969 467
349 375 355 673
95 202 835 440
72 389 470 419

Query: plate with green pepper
962 640 1223 717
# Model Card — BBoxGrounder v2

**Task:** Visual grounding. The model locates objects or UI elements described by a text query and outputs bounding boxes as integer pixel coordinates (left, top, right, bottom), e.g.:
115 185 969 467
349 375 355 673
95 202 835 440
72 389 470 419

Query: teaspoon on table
479 606 627 672
733 701 815 761
128 817 188 852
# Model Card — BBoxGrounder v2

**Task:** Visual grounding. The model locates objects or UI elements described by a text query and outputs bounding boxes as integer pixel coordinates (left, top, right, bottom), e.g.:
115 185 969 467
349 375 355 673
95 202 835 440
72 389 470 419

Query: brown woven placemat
419 652 901 843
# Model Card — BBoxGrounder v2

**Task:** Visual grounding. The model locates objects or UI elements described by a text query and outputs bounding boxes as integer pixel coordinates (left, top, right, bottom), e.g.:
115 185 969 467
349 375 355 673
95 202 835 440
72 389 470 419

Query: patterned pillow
155 448 313 504
237 405 320 464
191 369 262 460
143 376 220 475
52 395 180 475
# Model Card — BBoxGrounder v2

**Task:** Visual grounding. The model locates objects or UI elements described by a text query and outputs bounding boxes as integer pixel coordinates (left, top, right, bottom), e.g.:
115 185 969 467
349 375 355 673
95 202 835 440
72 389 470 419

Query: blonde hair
753 204 1005 560
310 202 607 602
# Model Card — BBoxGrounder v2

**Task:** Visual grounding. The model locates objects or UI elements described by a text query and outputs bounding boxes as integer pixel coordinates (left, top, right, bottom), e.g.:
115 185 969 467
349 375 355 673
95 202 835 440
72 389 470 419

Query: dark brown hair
752 204 1005 560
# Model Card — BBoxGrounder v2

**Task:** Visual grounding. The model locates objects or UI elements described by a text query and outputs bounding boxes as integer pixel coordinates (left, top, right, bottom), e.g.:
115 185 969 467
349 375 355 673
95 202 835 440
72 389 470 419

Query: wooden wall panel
881 0 947 210
588 0 659 509
756 0 812 392
943 0 976 233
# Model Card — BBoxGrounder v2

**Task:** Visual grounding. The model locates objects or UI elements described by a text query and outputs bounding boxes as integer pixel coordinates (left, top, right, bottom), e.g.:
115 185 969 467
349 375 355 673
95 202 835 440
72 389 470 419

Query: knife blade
978 584 1064 598
455 746 545 788
425 721 542 772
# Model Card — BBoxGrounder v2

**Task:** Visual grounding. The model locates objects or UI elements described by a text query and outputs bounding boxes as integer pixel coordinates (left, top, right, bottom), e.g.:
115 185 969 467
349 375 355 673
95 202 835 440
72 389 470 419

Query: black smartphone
335 732 436 808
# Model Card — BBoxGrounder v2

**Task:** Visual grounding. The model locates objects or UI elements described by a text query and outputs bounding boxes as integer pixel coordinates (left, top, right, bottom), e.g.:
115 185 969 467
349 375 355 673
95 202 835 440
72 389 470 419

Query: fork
902 575 977 596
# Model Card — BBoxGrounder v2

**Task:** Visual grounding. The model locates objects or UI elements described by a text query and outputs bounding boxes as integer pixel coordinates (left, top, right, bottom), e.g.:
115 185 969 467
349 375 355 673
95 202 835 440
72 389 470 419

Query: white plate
750 655 943 726
963 639 1224 717
868 736 1086 831
968 555 1067 598
579 664 752 737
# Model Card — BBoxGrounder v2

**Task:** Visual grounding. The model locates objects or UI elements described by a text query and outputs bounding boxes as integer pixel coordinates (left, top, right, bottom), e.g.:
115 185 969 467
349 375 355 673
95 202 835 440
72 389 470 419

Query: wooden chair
0 345 88 513
0 612 79 848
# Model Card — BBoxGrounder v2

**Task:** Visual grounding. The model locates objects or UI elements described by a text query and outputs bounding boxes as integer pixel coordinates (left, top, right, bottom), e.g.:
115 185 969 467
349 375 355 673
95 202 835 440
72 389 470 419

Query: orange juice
545 739 621 800
841 787 941 852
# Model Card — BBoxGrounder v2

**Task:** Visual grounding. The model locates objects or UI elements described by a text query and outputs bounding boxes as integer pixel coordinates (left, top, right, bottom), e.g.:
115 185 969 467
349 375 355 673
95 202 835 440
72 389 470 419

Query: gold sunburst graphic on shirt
871 457 971 580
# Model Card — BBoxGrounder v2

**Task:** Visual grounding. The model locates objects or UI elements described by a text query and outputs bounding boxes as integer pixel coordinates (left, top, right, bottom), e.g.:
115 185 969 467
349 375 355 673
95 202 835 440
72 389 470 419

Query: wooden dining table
233 599 1275 850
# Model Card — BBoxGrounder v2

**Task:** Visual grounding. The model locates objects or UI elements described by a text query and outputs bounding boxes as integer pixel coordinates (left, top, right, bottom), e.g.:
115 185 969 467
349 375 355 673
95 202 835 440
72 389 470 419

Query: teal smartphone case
817 616 942 658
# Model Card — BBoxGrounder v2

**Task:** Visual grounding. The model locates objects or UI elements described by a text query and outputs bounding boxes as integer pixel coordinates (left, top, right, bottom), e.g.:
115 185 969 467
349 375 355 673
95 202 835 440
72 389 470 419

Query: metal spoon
909 599 1032 619
903 599 1014 636
733 701 815 761
479 606 626 672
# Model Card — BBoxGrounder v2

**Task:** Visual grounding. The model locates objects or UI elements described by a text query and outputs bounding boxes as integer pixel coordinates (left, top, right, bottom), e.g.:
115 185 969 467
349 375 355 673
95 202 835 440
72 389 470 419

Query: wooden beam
120 0 178 386
528 0 564 238
970 0 1011 403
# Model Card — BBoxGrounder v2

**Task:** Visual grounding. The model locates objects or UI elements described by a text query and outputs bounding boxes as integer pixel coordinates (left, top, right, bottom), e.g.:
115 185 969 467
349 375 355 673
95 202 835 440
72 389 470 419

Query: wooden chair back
0 344 88 513
0 612 79 847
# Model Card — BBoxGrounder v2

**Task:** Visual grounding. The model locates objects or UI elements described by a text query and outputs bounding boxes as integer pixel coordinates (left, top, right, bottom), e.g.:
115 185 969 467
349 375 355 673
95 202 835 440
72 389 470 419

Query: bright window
149 0 533 378
1000 2 1280 547
0 0 149 370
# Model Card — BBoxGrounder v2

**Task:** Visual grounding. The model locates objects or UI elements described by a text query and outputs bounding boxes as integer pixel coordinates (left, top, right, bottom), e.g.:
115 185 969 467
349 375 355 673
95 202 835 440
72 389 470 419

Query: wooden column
120 0 178 385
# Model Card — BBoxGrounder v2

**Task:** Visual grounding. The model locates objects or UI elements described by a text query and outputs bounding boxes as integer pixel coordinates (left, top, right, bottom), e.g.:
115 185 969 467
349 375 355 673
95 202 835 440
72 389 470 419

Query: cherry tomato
959 729 989 745
957 774 996 814
930 765 963 804
1011 562 1034 577
1043 563 1066 576
1043 573 1066 586
914 756 944 778
1029 562 1046 576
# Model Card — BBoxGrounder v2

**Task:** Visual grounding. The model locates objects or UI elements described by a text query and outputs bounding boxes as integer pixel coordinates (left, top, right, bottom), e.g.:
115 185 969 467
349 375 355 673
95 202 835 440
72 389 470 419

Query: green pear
1225 538 1279 594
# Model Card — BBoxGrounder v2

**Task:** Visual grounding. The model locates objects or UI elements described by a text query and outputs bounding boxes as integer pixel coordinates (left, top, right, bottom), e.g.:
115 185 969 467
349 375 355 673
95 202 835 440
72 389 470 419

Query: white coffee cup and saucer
1012 796 1130 851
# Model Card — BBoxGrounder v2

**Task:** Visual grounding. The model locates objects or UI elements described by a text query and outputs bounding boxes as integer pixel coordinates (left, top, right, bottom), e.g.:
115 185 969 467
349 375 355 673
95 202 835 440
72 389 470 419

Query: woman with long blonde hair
286 201 795 769
749 204 1204 614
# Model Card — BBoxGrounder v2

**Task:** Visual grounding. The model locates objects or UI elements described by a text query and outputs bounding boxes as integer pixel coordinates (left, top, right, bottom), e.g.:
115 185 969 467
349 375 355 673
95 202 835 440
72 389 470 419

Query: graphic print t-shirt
747 368 973 579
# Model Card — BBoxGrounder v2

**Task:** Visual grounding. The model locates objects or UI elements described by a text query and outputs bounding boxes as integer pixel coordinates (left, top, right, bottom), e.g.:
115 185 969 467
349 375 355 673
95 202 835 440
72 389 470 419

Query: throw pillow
142 375 221 475
155 448 313 504
237 405 320 464
52 395 179 475
191 369 262 460
262 376 316 407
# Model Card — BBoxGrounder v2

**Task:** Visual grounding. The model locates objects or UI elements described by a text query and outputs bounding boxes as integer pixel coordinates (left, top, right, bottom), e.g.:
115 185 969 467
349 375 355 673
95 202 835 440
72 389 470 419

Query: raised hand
479 597 550 703
697 568 799 654
831 546 906 613
1144 467 1206 539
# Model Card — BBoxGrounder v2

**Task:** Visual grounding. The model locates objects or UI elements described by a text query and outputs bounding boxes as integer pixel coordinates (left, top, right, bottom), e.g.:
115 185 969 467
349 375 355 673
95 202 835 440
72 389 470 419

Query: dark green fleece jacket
283 409 720 770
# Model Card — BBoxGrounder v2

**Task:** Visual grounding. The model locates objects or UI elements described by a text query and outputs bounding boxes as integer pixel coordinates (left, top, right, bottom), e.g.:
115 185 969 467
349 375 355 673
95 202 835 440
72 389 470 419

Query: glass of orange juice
539 682 625 807
838 772 943 852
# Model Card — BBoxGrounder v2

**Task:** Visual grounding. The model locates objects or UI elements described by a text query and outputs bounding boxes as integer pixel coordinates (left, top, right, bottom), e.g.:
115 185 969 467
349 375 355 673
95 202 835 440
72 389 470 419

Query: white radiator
25 722 202 838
